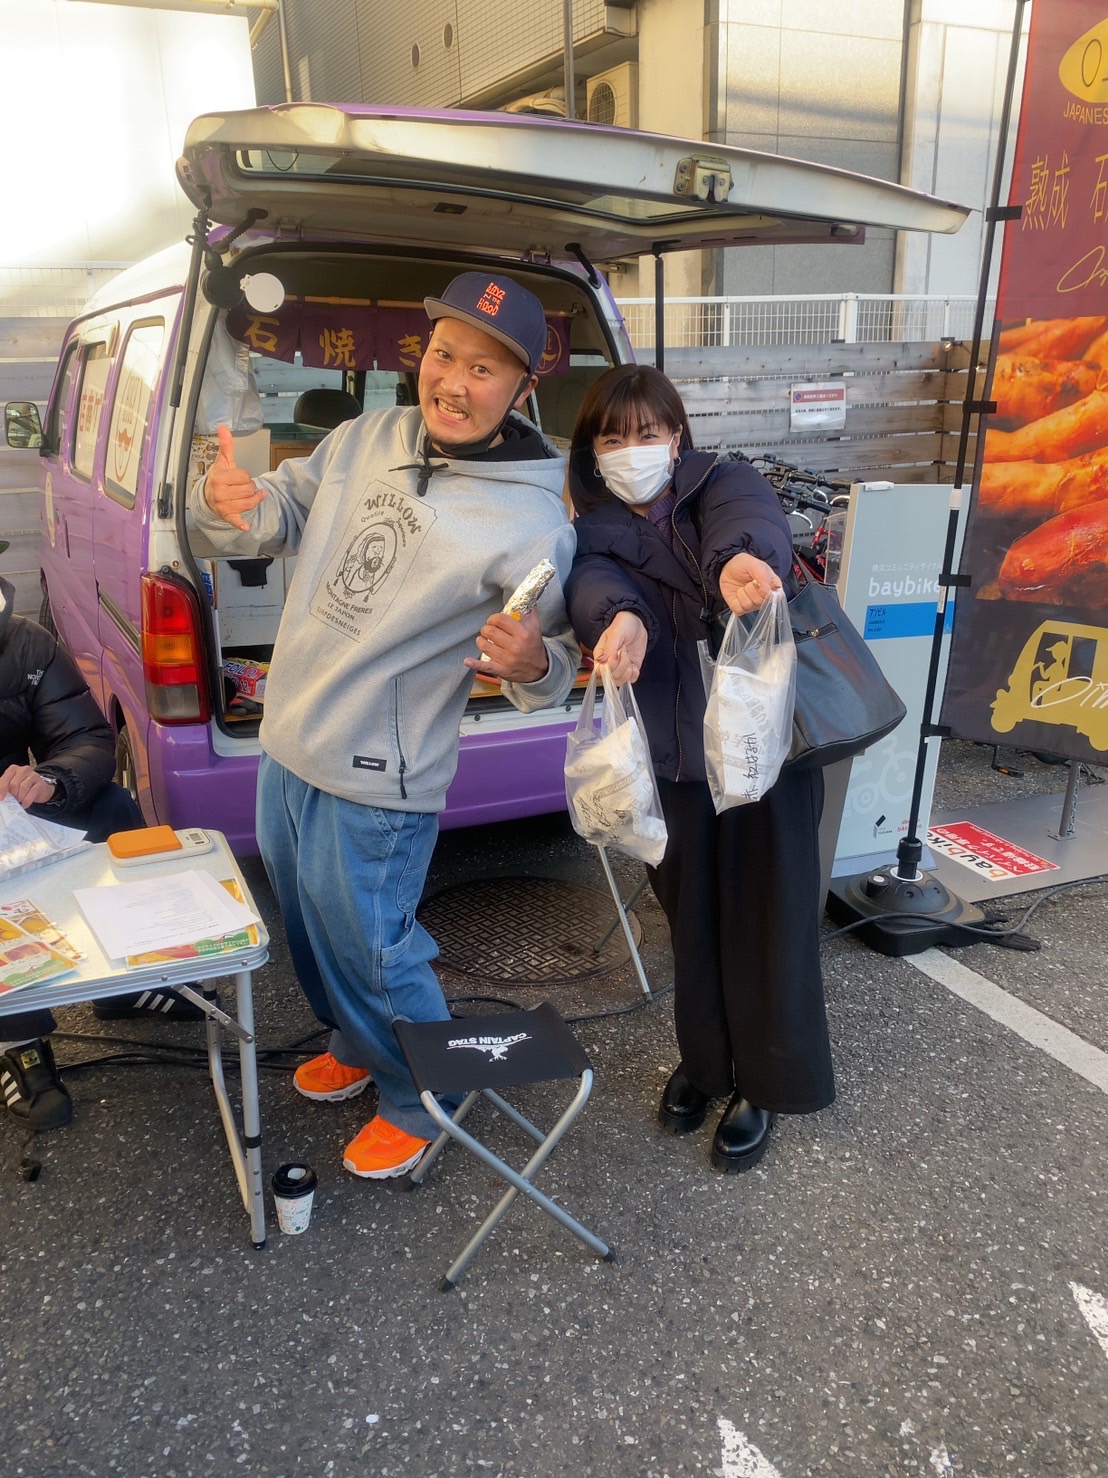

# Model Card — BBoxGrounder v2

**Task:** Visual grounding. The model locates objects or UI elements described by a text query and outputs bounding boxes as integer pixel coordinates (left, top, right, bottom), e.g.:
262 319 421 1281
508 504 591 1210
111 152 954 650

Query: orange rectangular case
107 825 183 860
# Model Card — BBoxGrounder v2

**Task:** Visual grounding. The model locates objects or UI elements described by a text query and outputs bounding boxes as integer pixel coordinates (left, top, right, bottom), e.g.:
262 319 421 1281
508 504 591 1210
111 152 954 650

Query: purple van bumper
145 725 261 857
144 713 576 857
441 715 578 831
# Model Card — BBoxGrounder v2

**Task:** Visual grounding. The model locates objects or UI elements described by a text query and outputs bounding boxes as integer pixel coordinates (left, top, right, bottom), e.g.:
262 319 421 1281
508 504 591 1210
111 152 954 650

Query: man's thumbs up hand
206 424 266 532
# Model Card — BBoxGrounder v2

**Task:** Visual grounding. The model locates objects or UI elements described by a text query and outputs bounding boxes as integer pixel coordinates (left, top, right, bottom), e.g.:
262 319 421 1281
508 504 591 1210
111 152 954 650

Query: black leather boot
710 1092 775 1172
658 1064 713 1134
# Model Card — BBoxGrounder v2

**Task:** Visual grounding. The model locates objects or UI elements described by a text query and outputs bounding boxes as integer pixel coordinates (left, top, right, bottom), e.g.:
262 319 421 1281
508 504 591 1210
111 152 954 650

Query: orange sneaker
343 1115 429 1179
294 1052 372 1102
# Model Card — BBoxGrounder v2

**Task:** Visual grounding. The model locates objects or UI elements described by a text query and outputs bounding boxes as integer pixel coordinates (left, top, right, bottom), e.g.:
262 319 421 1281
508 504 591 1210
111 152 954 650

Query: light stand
824 0 1029 958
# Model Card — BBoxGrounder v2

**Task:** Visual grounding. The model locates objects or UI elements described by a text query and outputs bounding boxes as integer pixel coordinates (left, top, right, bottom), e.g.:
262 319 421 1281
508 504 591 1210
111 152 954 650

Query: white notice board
830 482 967 876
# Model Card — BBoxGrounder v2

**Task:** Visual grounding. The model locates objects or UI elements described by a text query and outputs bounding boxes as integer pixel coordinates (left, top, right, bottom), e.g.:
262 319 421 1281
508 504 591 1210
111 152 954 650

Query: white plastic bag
564 665 669 867
701 587 796 812
195 313 264 435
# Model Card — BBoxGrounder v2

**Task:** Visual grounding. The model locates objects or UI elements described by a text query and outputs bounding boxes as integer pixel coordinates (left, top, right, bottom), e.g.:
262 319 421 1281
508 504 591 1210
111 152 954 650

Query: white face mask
596 443 675 506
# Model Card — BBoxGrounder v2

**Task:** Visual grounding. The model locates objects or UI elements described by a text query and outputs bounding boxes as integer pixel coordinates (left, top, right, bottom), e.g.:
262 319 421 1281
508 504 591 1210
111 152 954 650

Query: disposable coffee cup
272 1162 317 1235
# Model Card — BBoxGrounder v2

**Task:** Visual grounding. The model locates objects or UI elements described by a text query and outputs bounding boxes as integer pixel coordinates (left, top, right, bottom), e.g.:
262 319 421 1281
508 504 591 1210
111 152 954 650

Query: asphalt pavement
2 741 1106 1477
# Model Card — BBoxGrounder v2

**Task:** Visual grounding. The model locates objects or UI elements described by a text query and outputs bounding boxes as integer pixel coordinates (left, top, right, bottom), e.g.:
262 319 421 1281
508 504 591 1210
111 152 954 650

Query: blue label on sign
864 601 953 639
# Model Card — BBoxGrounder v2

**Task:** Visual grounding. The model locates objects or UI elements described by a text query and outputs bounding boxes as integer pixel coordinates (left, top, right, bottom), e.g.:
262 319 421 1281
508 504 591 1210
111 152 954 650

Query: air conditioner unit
586 62 638 129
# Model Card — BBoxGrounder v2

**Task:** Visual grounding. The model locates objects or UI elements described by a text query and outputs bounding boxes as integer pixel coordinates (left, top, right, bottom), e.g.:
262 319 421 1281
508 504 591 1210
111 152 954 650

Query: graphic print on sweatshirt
310 485 435 641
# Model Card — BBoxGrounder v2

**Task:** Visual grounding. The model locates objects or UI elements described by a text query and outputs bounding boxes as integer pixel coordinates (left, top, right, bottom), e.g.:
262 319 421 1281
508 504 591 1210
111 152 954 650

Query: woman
564 364 834 1172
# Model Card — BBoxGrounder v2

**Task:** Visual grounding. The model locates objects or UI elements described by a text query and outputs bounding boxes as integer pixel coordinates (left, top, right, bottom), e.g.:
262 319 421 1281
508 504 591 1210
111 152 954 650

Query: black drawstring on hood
390 436 450 497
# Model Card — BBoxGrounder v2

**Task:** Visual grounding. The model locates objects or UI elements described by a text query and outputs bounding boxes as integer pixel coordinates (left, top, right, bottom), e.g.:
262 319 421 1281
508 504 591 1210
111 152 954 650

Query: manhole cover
418 876 641 985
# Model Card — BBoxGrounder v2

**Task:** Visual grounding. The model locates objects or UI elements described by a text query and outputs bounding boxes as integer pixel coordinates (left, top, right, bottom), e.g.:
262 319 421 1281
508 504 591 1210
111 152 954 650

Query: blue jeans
257 754 450 1139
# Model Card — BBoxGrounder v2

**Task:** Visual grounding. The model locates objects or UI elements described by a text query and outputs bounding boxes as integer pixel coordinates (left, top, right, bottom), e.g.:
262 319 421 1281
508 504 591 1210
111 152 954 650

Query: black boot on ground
658 1064 713 1134
1 1038 73 1131
710 1092 775 1172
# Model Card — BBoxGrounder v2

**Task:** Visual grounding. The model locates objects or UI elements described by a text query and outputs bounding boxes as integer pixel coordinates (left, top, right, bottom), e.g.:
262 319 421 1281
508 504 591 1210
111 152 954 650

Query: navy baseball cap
424 272 547 375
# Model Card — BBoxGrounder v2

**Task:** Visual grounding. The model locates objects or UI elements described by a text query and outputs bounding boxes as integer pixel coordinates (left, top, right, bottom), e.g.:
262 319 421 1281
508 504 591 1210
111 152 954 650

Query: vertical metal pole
1050 763 1081 841
954 0 1028 487
890 0 1029 881
277 0 294 103
654 251 665 372
563 0 575 119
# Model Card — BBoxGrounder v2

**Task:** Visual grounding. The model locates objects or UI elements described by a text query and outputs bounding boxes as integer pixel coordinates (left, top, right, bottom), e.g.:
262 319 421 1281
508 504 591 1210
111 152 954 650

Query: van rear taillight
141 573 212 723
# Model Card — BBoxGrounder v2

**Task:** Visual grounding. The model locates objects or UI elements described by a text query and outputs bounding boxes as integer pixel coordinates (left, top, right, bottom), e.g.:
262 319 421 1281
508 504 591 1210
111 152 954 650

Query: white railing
0 265 132 318
614 293 993 349
1 271 992 348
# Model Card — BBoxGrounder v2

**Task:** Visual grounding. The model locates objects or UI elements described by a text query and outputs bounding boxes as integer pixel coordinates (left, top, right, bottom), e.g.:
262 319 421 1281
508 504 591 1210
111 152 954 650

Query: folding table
0 832 271 1245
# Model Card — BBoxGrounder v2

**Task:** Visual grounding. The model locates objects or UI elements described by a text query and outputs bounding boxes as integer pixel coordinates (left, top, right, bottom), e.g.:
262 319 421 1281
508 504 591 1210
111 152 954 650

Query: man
188 272 578 1179
0 552 206 1132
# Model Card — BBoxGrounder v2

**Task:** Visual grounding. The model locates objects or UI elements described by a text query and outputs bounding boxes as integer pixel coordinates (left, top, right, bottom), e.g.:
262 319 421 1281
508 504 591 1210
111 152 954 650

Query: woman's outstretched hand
592 610 648 686
719 552 782 615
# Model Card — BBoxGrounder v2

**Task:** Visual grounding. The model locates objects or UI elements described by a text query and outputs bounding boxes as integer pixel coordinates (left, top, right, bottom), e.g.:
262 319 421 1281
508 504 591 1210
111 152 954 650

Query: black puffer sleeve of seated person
564 552 661 652
696 457 794 591
20 622 116 812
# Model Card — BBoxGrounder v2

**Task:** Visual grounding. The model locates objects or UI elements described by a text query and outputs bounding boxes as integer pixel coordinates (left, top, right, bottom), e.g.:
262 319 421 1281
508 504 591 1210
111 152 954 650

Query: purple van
11 105 966 855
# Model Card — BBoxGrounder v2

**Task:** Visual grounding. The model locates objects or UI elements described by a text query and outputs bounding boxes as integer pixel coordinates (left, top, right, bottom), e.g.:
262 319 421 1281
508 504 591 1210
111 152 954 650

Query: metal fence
0 266 132 318
614 293 993 350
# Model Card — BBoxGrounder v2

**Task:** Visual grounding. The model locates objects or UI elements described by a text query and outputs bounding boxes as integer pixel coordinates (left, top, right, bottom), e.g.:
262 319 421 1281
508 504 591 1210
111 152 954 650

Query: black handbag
783 560 907 770
694 464 905 770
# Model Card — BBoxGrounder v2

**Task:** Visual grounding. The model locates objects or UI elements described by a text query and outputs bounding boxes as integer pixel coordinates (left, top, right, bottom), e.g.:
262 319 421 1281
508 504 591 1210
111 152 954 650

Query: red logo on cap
476 282 505 318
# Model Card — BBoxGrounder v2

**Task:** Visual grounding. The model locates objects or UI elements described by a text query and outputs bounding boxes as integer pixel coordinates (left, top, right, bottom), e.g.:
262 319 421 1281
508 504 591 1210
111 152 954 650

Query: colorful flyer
0 914 77 993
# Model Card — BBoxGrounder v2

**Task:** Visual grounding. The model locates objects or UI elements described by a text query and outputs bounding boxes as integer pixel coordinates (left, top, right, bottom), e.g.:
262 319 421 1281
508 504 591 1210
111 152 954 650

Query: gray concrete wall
705 0 906 297
897 0 1027 304
248 0 1016 304
253 0 629 111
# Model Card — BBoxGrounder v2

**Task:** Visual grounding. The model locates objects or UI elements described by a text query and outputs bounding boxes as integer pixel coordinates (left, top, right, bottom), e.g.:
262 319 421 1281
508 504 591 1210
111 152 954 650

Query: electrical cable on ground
32 875 1105 1098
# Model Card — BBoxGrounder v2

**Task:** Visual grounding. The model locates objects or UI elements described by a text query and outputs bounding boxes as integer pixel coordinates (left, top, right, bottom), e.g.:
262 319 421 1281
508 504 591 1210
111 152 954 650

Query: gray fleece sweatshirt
188 406 578 812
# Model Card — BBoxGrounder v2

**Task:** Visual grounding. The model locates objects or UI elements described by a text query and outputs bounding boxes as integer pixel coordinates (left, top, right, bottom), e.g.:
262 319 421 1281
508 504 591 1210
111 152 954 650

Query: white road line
1071 1283 1108 1362
908 948 1108 1095
718 1419 784 1478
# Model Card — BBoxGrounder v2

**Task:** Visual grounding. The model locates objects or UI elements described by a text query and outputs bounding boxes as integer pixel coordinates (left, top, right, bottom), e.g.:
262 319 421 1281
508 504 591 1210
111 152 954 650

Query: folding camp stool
393 1002 615 1291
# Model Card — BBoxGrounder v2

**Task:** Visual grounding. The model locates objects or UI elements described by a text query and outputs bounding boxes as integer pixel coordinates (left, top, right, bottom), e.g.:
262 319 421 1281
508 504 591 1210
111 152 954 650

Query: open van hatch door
178 103 969 262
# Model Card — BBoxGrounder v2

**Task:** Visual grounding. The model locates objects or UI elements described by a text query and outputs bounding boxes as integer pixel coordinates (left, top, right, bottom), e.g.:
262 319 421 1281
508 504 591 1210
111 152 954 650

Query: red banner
941 6 1108 764
228 302 571 378
299 303 379 372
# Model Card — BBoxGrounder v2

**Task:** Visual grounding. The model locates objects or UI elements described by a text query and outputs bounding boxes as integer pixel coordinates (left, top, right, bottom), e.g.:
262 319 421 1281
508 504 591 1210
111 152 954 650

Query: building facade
250 0 1025 303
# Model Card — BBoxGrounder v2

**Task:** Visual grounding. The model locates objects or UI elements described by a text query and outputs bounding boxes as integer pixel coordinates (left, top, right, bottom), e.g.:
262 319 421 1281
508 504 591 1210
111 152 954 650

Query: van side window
46 342 80 458
72 340 113 480
104 320 165 507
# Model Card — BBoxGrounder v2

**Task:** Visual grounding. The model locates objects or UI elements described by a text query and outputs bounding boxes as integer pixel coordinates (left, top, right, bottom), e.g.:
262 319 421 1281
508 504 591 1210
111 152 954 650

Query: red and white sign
927 822 1059 881
789 380 846 431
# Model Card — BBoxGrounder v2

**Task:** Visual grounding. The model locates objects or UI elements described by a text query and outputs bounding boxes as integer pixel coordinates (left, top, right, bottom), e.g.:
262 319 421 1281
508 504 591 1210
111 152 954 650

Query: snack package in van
223 657 269 703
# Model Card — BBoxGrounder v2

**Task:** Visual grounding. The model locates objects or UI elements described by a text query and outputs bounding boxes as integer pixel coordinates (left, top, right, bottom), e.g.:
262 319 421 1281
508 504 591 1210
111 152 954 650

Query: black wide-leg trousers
647 768 835 1115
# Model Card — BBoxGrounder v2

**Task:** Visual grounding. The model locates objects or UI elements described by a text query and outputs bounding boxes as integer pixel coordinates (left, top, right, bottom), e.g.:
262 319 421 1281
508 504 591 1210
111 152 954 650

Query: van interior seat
293 388 363 430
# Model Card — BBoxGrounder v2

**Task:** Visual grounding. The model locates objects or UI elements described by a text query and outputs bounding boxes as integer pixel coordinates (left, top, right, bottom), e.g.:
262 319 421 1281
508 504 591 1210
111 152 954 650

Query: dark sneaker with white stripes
92 988 211 1022
1 1038 73 1130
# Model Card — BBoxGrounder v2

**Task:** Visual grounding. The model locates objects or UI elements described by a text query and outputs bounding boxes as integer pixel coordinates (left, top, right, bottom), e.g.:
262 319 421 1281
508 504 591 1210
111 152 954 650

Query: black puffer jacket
564 449 793 784
0 578 115 811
